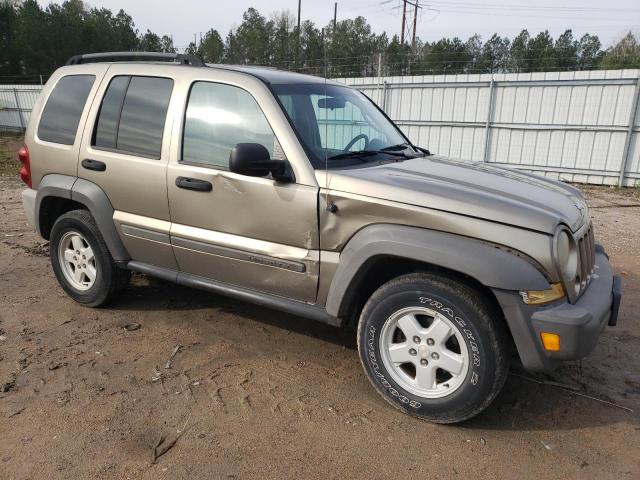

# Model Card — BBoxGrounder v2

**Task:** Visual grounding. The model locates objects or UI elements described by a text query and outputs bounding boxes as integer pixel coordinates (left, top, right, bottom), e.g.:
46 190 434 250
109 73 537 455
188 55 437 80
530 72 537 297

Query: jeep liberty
18 52 622 423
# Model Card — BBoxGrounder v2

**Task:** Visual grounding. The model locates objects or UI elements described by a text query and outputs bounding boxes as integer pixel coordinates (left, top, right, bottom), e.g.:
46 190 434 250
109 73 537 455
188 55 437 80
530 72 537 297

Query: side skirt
126 261 341 327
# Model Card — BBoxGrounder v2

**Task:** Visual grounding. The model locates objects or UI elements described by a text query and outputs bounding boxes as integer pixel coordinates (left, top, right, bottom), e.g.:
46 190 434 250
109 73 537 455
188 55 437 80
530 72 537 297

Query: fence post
376 52 382 105
12 88 26 131
482 76 496 163
618 76 640 187
382 81 388 112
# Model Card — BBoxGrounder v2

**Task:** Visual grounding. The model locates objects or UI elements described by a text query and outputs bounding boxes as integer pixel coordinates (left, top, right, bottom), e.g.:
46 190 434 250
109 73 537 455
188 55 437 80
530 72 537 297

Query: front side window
93 76 173 158
273 83 410 169
38 75 95 145
182 82 280 169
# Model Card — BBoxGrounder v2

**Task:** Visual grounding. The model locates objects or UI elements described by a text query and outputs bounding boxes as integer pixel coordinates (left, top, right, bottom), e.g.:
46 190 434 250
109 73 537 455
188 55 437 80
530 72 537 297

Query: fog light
519 283 564 305
540 332 561 351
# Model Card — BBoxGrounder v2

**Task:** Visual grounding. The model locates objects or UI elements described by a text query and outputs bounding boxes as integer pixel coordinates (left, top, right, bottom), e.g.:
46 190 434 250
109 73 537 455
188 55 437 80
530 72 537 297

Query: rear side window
38 75 95 145
93 76 173 158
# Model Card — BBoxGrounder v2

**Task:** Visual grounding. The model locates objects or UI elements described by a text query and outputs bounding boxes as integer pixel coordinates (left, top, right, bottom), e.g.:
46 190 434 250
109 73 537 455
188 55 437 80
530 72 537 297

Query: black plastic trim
66 52 204 67
609 275 622 326
126 261 338 326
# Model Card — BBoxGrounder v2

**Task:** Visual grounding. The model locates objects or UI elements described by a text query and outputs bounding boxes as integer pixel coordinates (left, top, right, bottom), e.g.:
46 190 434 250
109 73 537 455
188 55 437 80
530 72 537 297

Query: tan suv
19 52 621 423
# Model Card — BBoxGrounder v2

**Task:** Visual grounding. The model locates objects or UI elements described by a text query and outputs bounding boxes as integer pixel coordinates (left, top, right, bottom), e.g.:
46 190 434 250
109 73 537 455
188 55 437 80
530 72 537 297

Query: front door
167 80 319 303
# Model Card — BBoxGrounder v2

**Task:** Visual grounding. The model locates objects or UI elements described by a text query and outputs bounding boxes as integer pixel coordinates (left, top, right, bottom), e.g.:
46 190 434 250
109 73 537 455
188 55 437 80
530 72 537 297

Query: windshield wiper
381 143 412 151
328 149 409 161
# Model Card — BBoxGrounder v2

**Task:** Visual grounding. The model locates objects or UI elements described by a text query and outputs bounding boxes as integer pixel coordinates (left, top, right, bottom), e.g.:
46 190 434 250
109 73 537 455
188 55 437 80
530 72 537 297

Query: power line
425 1 640 13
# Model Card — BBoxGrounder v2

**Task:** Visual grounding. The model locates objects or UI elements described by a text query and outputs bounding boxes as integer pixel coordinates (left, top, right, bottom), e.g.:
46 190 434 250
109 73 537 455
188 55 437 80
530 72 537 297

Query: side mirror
229 143 293 183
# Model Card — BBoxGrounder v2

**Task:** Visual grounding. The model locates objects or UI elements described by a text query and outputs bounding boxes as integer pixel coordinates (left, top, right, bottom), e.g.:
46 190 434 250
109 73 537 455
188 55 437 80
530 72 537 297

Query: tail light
18 145 31 188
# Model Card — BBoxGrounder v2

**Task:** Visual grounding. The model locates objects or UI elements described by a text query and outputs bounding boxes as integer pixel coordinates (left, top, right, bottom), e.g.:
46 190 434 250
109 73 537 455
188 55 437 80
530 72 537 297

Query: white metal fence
2 69 640 186
0 85 42 132
338 69 640 187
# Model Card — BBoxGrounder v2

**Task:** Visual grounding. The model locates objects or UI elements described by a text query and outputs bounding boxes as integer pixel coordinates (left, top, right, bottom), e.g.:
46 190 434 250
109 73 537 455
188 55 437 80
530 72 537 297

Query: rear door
78 64 178 269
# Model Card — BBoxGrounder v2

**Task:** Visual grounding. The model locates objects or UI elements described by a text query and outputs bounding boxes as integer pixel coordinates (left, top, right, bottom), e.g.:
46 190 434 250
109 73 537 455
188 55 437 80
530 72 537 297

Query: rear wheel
50 209 130 307
357 273 509 423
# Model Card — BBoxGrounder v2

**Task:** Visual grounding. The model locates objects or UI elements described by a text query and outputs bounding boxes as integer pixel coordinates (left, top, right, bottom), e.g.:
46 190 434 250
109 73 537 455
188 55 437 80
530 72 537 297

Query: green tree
0 0 19 75
327 16 382 77
465 34 482 72
14 0 50 74
138 30 162 52
528 30 558 71
422 37 470 74
508 29 530 72
385 34 412 76
554 29 577 71
225 8 272 65
270 11 295 68
600 32 640 69
85 8 138 53
160 35 175 53
196 29 223 63
576 33 603 69
478 34 510 73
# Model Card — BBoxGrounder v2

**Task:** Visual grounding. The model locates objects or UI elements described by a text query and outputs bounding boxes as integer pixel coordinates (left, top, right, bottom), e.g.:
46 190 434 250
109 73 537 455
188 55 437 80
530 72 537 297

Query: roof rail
65 51 204 67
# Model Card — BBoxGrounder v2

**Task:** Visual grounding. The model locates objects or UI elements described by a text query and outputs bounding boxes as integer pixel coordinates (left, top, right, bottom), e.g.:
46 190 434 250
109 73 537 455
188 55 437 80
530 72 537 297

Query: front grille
576 223 596 295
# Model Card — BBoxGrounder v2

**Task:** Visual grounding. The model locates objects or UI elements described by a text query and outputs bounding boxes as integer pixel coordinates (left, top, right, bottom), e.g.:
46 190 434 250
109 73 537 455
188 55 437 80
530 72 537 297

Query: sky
41 0 640 50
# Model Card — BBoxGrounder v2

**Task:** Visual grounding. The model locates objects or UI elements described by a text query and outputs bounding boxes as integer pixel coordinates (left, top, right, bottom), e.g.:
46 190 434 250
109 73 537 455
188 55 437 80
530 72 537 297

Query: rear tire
357 273 509 423
50 209 130 307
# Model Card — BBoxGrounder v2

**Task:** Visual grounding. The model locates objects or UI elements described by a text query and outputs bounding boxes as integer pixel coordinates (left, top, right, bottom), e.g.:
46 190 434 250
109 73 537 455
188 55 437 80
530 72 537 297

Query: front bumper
493 248 620 371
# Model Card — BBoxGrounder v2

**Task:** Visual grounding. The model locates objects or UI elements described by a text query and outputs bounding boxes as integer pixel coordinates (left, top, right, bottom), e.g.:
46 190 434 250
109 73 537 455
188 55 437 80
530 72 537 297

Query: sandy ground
1 134 639 479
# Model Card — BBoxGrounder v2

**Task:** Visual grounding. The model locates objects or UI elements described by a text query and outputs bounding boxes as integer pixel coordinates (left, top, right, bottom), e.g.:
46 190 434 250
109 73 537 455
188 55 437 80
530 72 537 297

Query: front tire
50 209 130 307
357 273 509 423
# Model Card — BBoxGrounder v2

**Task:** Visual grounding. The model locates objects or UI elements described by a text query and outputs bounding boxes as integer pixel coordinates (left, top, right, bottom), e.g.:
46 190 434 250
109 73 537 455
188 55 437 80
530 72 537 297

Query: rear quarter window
38 75 95 145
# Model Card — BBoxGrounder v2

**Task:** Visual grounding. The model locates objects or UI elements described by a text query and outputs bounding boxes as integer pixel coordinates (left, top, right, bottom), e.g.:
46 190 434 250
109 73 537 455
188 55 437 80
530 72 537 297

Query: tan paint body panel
113 211 177 270
26 64 110 188
76 64 180 268
316 171 556 295
165 70 320 302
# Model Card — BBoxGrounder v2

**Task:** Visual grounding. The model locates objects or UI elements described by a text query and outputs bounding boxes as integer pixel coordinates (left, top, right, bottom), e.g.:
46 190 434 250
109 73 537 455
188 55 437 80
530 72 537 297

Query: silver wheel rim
58 231 97 291
379 306 470 399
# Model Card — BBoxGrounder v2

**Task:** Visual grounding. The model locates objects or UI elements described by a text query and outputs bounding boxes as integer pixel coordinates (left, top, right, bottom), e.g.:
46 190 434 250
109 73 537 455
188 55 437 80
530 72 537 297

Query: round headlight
555 230 578 283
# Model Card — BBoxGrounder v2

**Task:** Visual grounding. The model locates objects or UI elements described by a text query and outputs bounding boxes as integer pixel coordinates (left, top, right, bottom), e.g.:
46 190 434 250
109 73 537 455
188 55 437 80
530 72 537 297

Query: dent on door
167 166 320 303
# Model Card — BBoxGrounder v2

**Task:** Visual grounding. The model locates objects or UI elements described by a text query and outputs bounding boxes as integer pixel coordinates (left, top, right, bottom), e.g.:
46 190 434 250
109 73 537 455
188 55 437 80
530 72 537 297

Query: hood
324 156 588 234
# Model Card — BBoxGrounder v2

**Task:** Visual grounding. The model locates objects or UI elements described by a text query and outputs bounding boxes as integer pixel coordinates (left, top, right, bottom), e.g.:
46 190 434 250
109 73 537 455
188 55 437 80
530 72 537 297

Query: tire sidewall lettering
362 290 487 413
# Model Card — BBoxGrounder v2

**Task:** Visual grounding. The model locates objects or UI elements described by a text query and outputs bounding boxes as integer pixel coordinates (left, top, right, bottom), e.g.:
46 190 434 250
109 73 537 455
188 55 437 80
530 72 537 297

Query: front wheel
357 273 509 423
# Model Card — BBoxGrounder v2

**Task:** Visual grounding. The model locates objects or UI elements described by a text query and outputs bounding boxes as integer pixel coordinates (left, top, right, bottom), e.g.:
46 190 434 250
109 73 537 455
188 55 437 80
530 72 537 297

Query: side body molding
35 174 130 262
325 224 550 317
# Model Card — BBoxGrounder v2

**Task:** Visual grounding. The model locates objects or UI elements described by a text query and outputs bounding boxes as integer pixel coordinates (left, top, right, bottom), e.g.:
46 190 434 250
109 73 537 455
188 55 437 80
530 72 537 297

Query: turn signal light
519 283 564 305
540 332 561 351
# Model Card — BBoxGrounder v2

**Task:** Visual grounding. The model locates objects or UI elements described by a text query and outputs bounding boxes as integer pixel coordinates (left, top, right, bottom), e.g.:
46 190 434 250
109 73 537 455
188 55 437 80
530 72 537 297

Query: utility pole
333 2 337 34
297 0 301 32
400 0 407 46
399 0 421 46
411 0 418 48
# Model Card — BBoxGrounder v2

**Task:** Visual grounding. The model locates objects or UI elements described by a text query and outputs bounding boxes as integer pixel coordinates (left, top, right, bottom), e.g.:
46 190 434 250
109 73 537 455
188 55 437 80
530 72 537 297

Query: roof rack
65 51 204 67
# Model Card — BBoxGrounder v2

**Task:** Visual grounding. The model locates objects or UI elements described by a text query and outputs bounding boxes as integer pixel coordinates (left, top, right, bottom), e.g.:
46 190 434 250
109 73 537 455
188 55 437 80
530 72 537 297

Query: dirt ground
1 133 639 479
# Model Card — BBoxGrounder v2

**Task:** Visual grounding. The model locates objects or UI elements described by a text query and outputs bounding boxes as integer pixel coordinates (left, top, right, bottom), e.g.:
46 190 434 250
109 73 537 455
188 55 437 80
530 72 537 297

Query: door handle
81 159 106 172
175 176 212 192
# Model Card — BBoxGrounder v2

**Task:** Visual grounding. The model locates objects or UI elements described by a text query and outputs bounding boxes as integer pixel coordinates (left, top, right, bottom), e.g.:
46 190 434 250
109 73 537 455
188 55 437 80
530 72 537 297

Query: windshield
271 83 411 169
